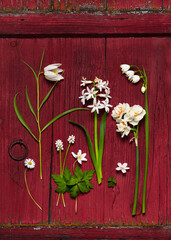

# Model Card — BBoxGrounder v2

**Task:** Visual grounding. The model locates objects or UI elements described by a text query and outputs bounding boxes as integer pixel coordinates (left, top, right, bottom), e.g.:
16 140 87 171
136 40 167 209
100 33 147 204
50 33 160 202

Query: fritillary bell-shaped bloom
111 103 130 120
87 97 103 114
68 135 75 144
44 63 64 82
24 158 35 169
120 64 130 73
55 139 64 151
116 162 130 174
116 119 131 138
132 75 140 83
71 150 87 164
124 105 146 126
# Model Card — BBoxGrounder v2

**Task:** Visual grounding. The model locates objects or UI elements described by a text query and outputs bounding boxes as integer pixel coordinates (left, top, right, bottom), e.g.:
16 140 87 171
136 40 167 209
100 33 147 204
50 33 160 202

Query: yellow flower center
28 161 32 165
78 155 82 159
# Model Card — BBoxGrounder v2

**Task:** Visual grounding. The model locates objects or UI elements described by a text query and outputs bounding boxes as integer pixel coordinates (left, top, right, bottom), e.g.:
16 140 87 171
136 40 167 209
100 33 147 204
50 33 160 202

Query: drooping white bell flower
44 63 64 81
111 103 130 120
141 86 146 93
71 149 87 165
116 119 131 138
125 70 134 80
132 75 140 83
116 162 130 173
24 158 35 169
120 64 130 73
124 105 146 126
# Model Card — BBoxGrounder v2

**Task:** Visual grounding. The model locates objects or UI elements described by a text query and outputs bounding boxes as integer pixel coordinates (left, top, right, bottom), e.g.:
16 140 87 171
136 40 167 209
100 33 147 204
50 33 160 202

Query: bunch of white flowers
79 76 112 114
112 103 146 138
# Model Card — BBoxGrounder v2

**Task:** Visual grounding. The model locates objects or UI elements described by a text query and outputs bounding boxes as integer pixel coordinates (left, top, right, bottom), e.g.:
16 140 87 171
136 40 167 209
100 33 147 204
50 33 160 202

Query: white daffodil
98 87 111 99
55 139 64 151
125 70 134 80
44 63 64 82
88 98 103 114
86 87 98 100
116 162 130 173
79 89 87 105
116 119 131 138
24 158 35 169
120 64 130 73
68 135 75 144
141 86 146 93
101 98 113 113
124 105 146 126
111 103 130 120
71 149 87 164
80 77 93 86
132 75 140 83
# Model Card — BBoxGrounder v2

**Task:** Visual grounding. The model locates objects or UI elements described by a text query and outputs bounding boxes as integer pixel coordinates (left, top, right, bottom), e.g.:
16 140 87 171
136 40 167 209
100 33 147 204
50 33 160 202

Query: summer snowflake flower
71 150 87 164
120 64 130 73
141 86 146 93
116 119 131 138
80 77 93 86
101 98 113 113
88 98 103 114
86 87 98 100
116 163 130 174
79 89 87 105
44 64 64 82
68 135 75 144
125 70 134 80
132 75 140 84
24 158 35 169
111 103 130 120
55 139 64 151
124 105 146 126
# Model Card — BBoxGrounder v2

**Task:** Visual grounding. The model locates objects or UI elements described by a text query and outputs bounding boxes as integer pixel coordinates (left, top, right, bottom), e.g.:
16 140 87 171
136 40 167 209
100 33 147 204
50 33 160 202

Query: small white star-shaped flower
116 163 130 174
71 150 87 165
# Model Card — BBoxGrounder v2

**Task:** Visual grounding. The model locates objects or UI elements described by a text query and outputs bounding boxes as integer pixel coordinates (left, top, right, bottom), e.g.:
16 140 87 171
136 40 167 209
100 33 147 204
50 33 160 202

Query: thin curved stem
24 169 42 210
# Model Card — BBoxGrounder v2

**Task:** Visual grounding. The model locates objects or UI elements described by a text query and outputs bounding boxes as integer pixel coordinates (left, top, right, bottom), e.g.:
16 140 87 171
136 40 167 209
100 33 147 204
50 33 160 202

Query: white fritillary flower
55 139 64 151
132 75 140 83
116 163 130 174
120 64 130 73
24 158 35 169
124 105 146 126
80 77 93 87
68 135 75 144
111 103 130 121
86 87 98 100
71 150 87 165
116 119 131 138
88 98 103 114
79 89 87 105
101 98 113 113
44 64 64 82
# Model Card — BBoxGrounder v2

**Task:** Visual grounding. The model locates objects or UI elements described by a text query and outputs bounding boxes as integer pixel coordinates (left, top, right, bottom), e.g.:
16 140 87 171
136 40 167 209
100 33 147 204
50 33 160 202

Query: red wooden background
0 1 170 234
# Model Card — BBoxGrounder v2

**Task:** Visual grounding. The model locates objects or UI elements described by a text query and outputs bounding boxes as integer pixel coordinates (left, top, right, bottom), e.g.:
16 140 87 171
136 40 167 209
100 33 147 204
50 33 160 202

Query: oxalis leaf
108 176 117 188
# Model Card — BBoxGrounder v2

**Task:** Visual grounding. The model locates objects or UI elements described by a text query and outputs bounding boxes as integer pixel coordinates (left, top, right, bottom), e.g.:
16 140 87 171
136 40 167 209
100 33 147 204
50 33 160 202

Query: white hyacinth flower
88 98 103 114
120 64 130 73
116 163 130 174
44 63 64 82
141 86 146 93
125 70 134 80
124 105 146 126
101 98 113 113
111 103 130 120
98 87 111 99
116 119 131 138
71 150 87 165
24 158 35 169
86 87 98 100
79 89 87 105
80 77 93 86
95 77 107 92
68 135 75 144
55 139 64 151
132 75 140 83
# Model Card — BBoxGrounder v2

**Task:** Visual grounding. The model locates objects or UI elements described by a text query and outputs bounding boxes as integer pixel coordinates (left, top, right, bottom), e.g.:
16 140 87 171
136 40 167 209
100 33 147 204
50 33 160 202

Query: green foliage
52 166 95 199
108 176 117 188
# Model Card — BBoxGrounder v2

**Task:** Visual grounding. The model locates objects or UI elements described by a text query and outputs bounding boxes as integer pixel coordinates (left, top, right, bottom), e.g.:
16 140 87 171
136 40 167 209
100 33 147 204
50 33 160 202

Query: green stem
142 89 149 214
94 111 98 161
24 169 42 210
132 138 139 216
62 143 71 174
59 149 62 176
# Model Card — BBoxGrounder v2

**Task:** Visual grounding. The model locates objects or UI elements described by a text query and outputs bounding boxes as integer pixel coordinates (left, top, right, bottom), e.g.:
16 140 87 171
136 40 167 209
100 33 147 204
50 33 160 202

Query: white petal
117 162 122 167
116 167 121 171
123 163 128 167
132 75 140 83
71 152 77 159
122 169 126 173
44 63 62 72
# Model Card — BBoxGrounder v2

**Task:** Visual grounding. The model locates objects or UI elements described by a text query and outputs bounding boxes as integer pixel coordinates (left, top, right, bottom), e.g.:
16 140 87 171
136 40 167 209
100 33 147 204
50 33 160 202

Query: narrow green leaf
39 81 57 110
70 185 79 198
69 120 97 171
41 108 89 133
39 50 45 74
98 112 107 167
23 61 38 82
26 86 37 121
14 93 38 142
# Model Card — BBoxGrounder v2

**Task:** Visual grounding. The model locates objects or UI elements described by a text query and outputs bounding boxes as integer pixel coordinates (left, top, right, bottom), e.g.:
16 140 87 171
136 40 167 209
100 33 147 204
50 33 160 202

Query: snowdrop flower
141 86 146 93
80 77 93 86
79 89 87 105
24 158 35 169
86 87 98 100
71 150 87 165
101 98 113 113
88 98 103 114
116 163 130 173
111 103 130 120
124 105 146 126
120 64 130 73
44 64 64 82
116 119 131 138
55 139 64 151
68 135 75 144
125 70 134 80
132 75 140 83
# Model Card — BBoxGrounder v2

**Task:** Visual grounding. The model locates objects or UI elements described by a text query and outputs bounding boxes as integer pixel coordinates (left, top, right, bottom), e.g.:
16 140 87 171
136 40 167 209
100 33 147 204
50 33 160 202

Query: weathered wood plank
107 0 162 10
0 13 170 35
24 0 37 11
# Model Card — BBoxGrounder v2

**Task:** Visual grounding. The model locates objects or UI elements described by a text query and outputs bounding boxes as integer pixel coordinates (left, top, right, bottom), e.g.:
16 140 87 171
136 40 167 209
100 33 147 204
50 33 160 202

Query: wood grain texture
107 0 162 10
0 13 170 36
163 0 171 9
